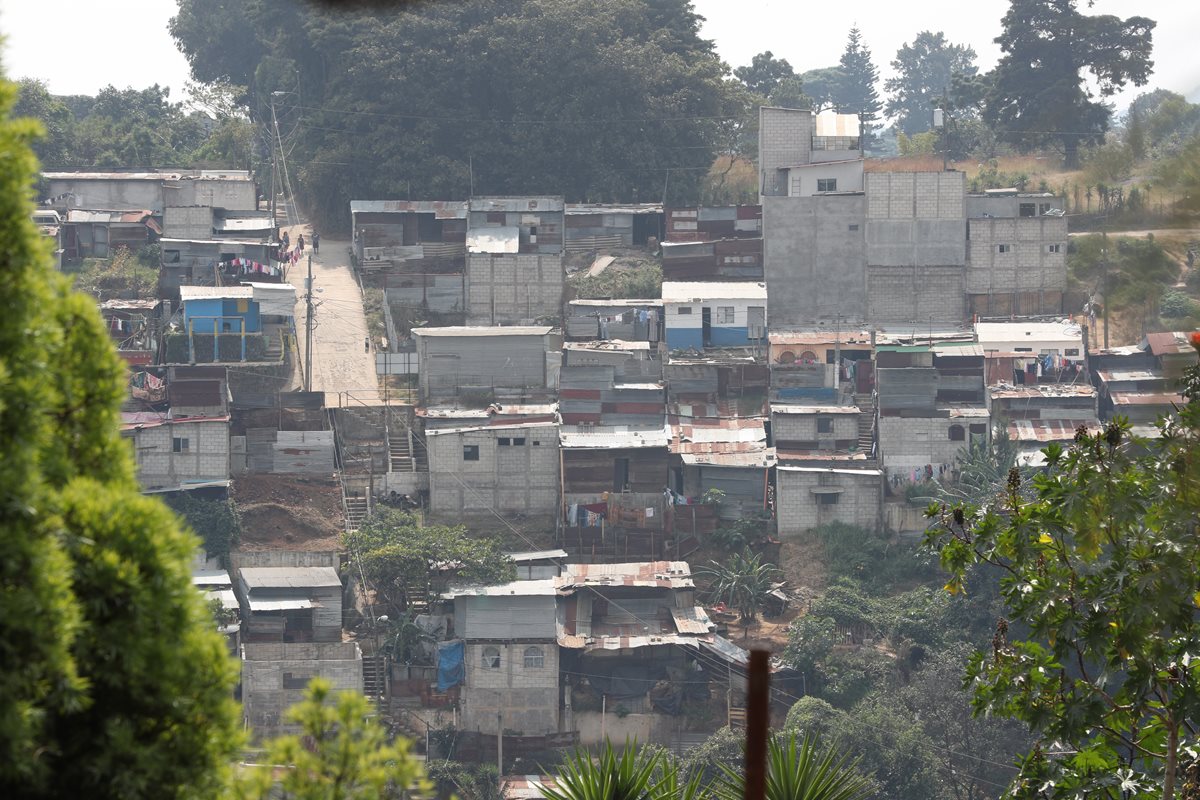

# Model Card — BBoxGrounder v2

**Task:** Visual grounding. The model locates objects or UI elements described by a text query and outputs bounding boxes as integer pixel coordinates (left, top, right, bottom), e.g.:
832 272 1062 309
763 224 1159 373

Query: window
969 423 988 435
1065 348 1080 357
221 322 232 332
523 646 544 669
498 437 511 446
817 178 838 192
716 306 735 324
1019 203 1036 218
163 249 181 264
1015 347 1033 352
677 306 692 315
513 437 526 446
1039 203 1053 214
997 244 1011 253
848 223 860 231
817 417 834 434
481 646 501 669
172 437 190 453
532 440 541 446
948 424 965 441
818 493 839 506
463 445 480 461
1046 244 1062 253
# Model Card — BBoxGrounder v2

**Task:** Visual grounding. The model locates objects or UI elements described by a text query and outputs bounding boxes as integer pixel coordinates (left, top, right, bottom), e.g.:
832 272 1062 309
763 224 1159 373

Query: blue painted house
180 286 261 334
661 281 767 351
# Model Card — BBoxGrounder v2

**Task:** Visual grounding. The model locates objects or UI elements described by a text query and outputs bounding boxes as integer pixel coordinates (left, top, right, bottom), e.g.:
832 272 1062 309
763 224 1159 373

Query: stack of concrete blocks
241 642 363 739
864 171 966 325
775 465 881 535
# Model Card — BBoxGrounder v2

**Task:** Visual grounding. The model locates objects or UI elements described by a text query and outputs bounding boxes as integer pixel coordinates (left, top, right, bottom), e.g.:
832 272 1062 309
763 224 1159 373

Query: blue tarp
437 640 464 691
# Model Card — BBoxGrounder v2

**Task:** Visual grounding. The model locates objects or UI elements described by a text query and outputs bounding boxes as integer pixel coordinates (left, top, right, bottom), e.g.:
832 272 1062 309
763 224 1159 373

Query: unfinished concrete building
44 169 257 215
864 171 966 325
775 465 881 535
466 197 565 325
241 642 363 739
413 326 560 404
759 107 867 327
965 192 1068 317
425 420 560 522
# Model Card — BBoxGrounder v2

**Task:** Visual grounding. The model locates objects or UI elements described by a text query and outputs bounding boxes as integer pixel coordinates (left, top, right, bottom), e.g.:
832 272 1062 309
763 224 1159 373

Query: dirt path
285 226 380 406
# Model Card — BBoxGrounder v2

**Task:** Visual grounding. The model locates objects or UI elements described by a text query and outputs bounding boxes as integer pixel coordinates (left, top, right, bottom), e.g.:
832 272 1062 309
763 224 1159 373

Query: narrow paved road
285 228 380 406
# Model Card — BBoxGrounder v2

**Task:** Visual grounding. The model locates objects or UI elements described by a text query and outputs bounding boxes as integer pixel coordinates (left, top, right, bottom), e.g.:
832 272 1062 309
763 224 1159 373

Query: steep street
286 228 380 406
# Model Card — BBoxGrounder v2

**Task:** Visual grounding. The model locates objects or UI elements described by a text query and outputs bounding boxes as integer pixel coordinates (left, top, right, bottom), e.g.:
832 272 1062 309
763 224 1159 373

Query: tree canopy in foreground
0 75 241 799
926 341 1200 800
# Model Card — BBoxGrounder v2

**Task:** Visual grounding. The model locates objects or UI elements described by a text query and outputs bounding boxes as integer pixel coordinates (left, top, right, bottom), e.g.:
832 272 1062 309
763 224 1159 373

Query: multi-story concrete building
44 170 257 215
466 197 564 325
241 642 363 739
775 464 881 535
412 326 560 404
965 192 1068 317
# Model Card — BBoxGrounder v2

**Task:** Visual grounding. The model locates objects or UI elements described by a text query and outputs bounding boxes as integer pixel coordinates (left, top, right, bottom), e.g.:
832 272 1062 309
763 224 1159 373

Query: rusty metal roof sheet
559 424 671 449
1110 391 1185 406
413 325 553 337
1144 331 1194 356
565 203 662 215
671 606 714 634
679 449 776 467
771 404 860 415
768 330 872 345
350 200 468 218
988 384 1097 399
1008 420 1100 443
563 561 693 589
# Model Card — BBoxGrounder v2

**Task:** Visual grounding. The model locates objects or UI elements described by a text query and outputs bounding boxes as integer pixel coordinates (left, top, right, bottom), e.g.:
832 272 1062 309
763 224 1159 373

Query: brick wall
466 253 564 324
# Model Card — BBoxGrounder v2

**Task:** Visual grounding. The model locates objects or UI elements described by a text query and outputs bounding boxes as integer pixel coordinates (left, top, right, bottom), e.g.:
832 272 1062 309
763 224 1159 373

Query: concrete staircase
854 392 875 455
388 428 416 472
263 329 284 362
362 653 388 704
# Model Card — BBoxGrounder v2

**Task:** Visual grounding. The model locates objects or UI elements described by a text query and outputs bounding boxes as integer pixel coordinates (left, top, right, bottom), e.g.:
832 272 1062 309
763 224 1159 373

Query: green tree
884 31 978 136
72 84 207 167
735 52 797 99
165 493 243 563
0 76 241 798
984 0 1155 168
344 508 516 613
713 733 872 800
798 68 847 112
833 28 882 141
697 548 782 624
1156 133 1200 212
171 0 737 230
925 351 1200 800
12 78 74 167
231 679 427 800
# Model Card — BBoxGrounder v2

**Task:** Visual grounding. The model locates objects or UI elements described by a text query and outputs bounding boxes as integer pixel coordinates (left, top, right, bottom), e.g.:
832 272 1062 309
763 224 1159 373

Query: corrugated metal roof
661 281 767 302
559 424 671 449
671 606 715 634
192 569 232 587
100 298 160 311
565 203 662 215
1144 331 1193 356
769 330 872 345
240 566 340 589
942 405 990 418
66 208 156 224
975 321 1083 344
680 449 776 467
989 384 1097 399
417 403 558 418
771 405 860 415
466 226 520 253
563 340 652 351
180 286 255 301
564 561 693 589
568 299 663 308
214 216 273 232
507 549 568 562
470 196 565 212
413 325 553 337
1009 420 1100 442
778 466 882 476
1097 369 1165 382
425 421 558 437
1111 391 1185 406
350 200 469 217
443 578 559 598
248 598 317 611
45 170 251 181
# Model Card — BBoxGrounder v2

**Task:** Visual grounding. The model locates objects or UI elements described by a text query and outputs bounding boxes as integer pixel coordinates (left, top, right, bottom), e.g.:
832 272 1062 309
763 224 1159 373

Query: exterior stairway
388 428 416 472
362 653 388 704
854 392 876 456
344 491 369 532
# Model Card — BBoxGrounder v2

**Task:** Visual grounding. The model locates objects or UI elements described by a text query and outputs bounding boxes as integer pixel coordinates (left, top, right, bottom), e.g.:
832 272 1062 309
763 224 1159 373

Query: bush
164 494 242 562
1160 289 1198 318
571 263 662 299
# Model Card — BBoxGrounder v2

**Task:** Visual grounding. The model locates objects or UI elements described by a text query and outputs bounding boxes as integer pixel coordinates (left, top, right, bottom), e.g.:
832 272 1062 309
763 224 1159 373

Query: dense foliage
984 0 1155 167
231 679 427 800
344 508 516 612
884 31 978 136
925 351 1200 799
164 493 243 563
0 76 241 799
170 0 739 229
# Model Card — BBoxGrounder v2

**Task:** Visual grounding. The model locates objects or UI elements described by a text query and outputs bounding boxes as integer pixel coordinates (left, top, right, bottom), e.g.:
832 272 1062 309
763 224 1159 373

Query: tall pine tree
835 27 882 147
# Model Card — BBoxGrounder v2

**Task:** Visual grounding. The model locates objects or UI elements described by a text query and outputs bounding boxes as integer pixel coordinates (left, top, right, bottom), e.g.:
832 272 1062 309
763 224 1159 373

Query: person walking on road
312 231 320 254
364 336 370 353
281 230 290 250
297 234 305 253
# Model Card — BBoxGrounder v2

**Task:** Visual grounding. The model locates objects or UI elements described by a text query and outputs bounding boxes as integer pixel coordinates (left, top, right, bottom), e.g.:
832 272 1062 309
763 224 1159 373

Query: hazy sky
1 0 1196 113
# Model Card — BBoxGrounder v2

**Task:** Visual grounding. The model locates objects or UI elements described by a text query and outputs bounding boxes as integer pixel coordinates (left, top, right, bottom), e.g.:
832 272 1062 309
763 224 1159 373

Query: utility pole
496 708 503 787
305 253 314 392
269 94 280 231
1101 235 1110 350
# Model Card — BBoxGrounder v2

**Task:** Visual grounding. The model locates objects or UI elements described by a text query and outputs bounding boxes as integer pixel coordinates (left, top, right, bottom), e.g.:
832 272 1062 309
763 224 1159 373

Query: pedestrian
297 234 305 253
312 231 320 254
281 230 290 249
363 336 370 353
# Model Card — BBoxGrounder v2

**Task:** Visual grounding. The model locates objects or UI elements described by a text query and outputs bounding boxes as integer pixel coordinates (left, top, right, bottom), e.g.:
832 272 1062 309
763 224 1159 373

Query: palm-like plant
715 734 872 800
698 548 782 624
539 742 703 800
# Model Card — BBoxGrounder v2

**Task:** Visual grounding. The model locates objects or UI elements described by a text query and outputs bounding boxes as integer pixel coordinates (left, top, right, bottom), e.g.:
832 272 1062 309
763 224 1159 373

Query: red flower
1191 331 1200 350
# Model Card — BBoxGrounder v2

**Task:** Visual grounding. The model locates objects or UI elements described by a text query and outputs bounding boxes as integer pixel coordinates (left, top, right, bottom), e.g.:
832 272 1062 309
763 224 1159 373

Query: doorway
701 307 712 347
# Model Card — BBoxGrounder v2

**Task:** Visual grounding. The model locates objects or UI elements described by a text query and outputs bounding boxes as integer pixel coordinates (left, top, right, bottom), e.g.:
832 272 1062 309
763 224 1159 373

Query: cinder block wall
759 107 815 195
460 641 559 735
466 253 564 325
878 415 982 473
771 411 858 443
241 642 363 740
775 469 881 535
427 425 560 519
